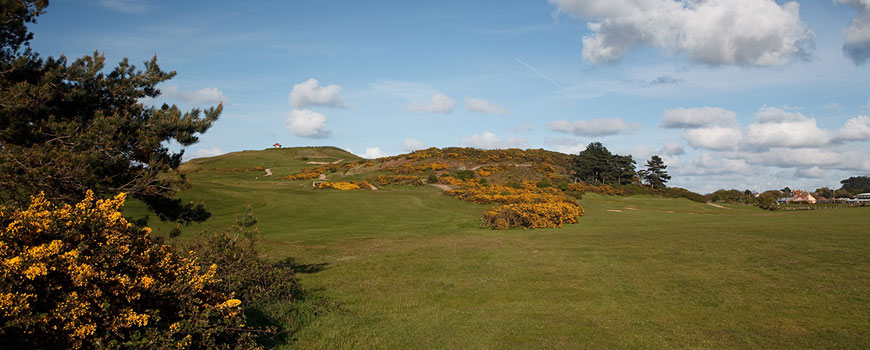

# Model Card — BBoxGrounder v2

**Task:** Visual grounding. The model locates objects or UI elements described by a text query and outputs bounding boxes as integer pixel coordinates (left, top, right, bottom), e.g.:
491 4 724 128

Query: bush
373 175 423 186
427 173 439 184
482 202 584 229
449 170 476 181
186 207 304 345
0 192 257 349
314 181 371 190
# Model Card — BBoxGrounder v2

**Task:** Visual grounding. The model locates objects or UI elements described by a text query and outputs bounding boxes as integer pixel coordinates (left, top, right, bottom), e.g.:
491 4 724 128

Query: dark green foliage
757 190 783 210
0 0 47 61
536 179 552 188
638 155 671 189
0 3 219 224
781 187 793 197
187 206 306 345
505 182 522 189
427 173 439 184
570 142 637 185
840 176 870 194
663 187 706 203
449 170 476 181
709 189 756 204
479 177 489 187
571 142 614 184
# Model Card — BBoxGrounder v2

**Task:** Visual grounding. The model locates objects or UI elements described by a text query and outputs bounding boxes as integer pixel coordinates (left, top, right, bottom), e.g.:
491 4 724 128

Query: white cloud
796 166 825 179
285 109 331 139
743 107 830 148
189 146 224 159
742 147 843 168
461 131 529 149
400 138 426 152
362 147 387 159
837 115 870 141
550 117 638 136
682 126 743 151
157 85 226 105
99 0 148 14
407 93 455 114
466 97 509 115
836 0 870 65
663 142 685 155
660 107 738 129
549 0 813 66
289 78 345 108
681 153 753 176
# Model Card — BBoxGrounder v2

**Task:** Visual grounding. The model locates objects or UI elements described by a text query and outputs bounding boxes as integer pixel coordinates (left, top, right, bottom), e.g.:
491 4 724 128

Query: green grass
126 148 870 349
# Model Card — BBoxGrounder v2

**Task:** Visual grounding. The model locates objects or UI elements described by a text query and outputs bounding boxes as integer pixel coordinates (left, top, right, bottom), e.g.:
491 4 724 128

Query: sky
27 0 870 193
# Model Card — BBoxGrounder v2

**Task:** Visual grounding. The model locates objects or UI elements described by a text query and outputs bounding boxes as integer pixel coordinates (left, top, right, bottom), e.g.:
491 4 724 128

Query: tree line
570 142 671 189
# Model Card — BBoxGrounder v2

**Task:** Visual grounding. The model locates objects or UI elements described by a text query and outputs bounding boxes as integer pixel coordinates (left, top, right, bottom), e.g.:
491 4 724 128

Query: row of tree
570 142 671 189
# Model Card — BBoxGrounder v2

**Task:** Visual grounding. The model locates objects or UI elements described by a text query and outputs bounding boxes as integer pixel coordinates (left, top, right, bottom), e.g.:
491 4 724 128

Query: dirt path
430 184 454 191
706 202 729 209
331 159 344 164
263 168 272 176
368 184 378 190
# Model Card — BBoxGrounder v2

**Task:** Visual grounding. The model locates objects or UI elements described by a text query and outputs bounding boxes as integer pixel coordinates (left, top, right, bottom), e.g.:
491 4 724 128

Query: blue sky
29 0 870 193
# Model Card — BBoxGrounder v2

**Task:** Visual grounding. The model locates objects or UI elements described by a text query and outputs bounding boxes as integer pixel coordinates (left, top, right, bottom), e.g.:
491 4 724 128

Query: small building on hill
273 143 282 148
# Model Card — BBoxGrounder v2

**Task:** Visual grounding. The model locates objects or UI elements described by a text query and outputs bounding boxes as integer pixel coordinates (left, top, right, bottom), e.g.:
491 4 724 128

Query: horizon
29 0 870 193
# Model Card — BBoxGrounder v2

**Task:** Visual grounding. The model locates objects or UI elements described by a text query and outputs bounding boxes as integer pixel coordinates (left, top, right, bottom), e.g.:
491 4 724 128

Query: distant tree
814 187 833 199
781 187 793 197
571 142 615 184
638 155 671 189
0 1 219 222
840 176 870 194
614 155 637 185
744 189 753 196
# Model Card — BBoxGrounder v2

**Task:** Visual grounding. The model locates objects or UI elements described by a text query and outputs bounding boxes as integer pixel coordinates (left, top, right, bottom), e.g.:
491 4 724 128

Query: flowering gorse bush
482 202 584 229
0 192 258 349
314 181 371 190
373 175 424 186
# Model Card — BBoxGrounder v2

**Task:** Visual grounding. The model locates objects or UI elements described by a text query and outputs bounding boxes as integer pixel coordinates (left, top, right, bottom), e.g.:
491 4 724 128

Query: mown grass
125 148 870 349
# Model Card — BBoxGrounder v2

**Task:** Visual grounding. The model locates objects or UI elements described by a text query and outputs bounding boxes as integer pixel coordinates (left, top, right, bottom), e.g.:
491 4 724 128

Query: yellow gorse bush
314 181 371 190
0 192 255 349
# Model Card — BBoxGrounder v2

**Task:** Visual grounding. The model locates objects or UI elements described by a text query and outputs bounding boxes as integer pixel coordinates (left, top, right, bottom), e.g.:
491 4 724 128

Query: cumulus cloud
285 109 331 139
466 97 509 115
157 85 226 105
461 131 529 149
837 0 870 65
663 142 685 155
743 107 830 148
660 107 738 129
362 147 387 159
837 115 870 141
681 153 753 176
289 78 345 108
401 138 426 152
549 0 813 66
550 117 638 137
407 93 455 114
681 126 743 151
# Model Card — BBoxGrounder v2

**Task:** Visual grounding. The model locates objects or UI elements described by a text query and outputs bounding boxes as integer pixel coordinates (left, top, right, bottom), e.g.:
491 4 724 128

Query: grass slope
127 147 870 349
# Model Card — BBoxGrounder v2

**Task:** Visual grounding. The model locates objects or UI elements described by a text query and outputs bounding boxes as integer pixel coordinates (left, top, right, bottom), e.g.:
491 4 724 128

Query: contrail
513 56 563 89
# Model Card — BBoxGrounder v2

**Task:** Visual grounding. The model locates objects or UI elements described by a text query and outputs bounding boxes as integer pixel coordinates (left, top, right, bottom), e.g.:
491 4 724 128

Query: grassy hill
124 146 870 349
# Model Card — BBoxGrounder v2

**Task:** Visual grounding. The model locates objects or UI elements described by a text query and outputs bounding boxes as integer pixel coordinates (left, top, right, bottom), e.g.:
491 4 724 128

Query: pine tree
571 142 615 184
639 155 671 189
0 0 218 222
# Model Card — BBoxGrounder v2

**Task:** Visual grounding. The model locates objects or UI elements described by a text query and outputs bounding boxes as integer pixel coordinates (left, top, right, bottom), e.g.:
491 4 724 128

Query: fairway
125 151 870 349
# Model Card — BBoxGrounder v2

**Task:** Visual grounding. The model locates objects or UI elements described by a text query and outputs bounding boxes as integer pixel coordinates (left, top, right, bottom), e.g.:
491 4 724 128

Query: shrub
449 170 476 181
0 192 257 349
373 175 424 186
427 173 439 184
482 202 584 229
314 181 371 190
